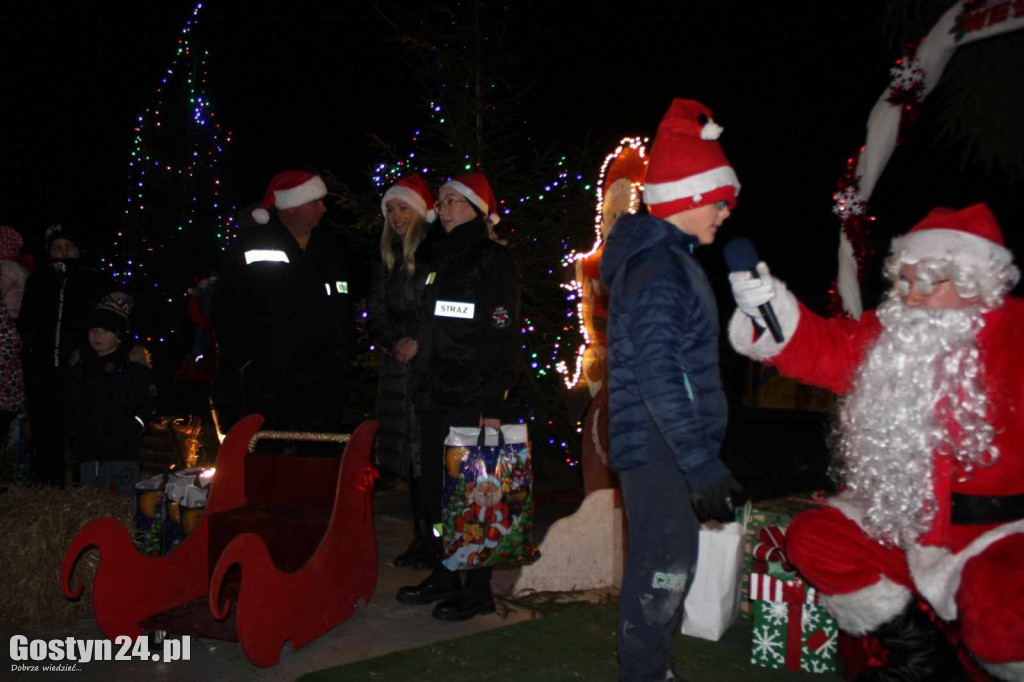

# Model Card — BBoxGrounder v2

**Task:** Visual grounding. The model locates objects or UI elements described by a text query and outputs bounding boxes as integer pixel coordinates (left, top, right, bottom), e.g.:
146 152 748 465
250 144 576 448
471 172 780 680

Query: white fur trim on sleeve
820 576 912 635
907 519 1024 622
979 659 1024 681
727 277 800 360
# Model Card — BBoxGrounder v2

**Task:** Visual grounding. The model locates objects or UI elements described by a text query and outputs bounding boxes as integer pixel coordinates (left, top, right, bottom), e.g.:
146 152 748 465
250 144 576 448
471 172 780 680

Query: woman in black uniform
395 172 522 621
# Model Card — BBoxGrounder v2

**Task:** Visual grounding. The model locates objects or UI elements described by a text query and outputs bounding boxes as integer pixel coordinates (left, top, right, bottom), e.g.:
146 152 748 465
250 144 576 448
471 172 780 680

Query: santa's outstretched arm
727 262 881 396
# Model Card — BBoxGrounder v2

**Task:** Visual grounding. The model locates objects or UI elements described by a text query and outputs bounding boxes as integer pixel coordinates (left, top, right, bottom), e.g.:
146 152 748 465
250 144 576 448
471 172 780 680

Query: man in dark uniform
212 170 354 433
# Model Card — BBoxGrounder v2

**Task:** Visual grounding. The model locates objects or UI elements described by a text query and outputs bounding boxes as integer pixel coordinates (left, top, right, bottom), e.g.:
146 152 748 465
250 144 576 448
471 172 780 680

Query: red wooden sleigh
60 415 379 668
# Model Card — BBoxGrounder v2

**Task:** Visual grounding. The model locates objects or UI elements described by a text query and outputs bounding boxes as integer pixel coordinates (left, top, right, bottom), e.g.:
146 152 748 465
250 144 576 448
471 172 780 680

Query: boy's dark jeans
618 452 700 682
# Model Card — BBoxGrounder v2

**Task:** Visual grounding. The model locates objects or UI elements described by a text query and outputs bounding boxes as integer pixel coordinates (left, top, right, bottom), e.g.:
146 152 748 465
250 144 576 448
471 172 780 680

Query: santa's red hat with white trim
642 99 740 219
251 170 328 225
381 174 437 223
440 172 501 225
892 203 1014 270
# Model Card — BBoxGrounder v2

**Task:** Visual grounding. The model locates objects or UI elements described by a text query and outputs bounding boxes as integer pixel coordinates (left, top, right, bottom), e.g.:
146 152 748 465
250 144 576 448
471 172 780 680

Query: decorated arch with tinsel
830 0 1024 318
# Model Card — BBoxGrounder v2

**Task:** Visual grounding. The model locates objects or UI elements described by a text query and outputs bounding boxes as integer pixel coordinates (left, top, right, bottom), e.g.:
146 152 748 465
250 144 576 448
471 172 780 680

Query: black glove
691 474 745 523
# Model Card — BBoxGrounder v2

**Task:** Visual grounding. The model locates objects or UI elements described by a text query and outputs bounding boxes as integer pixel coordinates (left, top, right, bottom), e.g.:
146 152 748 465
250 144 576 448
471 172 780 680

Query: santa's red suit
729 206 1024 679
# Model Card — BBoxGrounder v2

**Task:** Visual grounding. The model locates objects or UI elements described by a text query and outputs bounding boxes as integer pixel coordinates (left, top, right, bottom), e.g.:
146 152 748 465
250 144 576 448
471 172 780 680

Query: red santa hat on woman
642 99 740 218
251 170 328 225
381 174 437 223
440 172 501 225
891 203 1015 271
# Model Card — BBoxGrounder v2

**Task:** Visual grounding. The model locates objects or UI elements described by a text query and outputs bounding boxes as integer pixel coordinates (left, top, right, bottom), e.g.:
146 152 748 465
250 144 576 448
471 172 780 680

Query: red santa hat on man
440 172 501 225
891 203 1015 271
642 99 740 219
381 174 437 223
251 170 328 225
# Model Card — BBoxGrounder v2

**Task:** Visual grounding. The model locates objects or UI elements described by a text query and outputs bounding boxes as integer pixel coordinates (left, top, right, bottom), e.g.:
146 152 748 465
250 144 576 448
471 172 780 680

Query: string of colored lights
552 137 647 389
369 94 637 469
107 1 235 344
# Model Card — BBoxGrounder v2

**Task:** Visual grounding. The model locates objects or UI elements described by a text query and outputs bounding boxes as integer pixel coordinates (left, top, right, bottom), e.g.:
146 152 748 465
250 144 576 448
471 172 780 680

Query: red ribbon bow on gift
753 525 795 573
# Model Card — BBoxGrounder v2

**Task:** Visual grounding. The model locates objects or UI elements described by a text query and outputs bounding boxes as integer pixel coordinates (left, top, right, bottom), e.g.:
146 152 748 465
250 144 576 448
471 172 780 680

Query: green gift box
740 494 824 618
749 573 838 674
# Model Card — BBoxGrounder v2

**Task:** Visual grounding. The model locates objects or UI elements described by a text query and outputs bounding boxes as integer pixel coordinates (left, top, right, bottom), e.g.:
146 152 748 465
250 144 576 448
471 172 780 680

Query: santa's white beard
833 299 997 548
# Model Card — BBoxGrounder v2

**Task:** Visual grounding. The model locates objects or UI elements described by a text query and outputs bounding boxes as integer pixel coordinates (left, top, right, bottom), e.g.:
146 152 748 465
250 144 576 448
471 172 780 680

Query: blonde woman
367 174 435 567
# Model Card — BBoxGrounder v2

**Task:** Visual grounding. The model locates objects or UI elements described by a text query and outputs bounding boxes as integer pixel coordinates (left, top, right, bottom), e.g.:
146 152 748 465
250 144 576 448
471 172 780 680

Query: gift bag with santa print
440 425 541 571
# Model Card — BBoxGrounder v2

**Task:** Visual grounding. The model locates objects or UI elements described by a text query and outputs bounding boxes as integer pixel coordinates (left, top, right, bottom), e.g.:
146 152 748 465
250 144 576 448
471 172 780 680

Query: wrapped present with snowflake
750 572 839 673
739 494 825 618
749 569 835 671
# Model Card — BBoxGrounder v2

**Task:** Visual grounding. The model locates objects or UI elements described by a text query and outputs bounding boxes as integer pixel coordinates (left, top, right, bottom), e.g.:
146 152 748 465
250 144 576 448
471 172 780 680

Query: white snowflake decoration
765 600 790 627
816 625 839 660
804 659 833 674
889 55 925 93
801 603 822 631
832 186 866 217
801 614 839 673
752 623 785 664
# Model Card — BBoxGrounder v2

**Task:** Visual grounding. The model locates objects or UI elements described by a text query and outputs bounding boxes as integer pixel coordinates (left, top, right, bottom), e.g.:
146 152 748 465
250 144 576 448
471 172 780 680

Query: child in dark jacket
66 292 156 495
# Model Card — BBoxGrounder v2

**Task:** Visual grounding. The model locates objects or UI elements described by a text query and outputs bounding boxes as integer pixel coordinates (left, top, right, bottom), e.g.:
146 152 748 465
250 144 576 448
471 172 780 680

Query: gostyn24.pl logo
10 635 191 670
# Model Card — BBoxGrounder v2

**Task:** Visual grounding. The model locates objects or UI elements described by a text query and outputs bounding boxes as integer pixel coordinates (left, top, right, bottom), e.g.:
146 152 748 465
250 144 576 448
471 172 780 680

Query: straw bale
0 485 133 626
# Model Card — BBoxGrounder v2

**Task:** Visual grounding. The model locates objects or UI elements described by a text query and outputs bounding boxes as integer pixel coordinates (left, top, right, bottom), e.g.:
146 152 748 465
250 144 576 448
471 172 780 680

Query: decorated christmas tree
362 0 603 474
108 1 234 348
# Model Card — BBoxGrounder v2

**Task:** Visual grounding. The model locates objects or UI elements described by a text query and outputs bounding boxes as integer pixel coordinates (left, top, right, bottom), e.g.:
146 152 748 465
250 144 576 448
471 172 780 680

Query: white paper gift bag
680 501 750 641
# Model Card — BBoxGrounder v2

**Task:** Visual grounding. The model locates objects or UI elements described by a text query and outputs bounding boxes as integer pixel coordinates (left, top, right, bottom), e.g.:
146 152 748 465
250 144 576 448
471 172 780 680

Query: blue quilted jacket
599 214 729 492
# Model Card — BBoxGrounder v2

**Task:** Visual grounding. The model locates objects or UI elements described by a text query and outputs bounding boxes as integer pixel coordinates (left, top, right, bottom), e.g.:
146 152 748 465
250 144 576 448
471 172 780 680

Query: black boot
393 518 429 568
395 564 462 605
432 568 495 621
854 605 966 682
412 532 442 569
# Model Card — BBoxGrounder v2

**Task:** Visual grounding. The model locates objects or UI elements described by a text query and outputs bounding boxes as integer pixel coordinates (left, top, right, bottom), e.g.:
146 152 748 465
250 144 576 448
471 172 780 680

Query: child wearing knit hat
65 292 157 495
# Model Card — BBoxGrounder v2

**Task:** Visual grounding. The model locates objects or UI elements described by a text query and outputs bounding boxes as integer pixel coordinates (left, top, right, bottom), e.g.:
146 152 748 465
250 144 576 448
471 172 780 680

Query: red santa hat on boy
440 172 501 225
892 203 1014 271
251 170 328 225
381 174 437 223
642 99 740 219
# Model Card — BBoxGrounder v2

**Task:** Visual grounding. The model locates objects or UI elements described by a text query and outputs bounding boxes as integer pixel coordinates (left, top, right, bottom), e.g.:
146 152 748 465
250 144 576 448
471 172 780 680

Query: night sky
2 0 1021 308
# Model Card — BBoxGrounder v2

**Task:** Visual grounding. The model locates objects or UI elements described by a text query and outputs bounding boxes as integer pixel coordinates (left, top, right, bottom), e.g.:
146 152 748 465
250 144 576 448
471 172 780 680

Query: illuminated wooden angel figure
561 138 648 491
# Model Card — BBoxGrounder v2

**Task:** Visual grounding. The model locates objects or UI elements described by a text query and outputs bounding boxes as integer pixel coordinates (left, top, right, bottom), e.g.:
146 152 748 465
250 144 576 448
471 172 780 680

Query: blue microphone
724 238 785 342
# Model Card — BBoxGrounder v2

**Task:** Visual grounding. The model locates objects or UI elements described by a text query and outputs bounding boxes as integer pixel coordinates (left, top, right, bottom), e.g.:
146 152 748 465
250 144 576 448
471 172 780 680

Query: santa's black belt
951 493 1024 525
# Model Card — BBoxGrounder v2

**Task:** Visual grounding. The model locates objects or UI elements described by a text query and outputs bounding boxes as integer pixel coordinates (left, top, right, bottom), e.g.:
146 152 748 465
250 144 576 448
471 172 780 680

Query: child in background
0 227 31 481
0 302 24 450
66 292 156 495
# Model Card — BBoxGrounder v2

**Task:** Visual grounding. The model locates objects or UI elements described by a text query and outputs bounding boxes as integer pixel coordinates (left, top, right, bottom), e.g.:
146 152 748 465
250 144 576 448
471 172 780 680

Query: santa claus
454 475 512 550
728 204 1023 681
